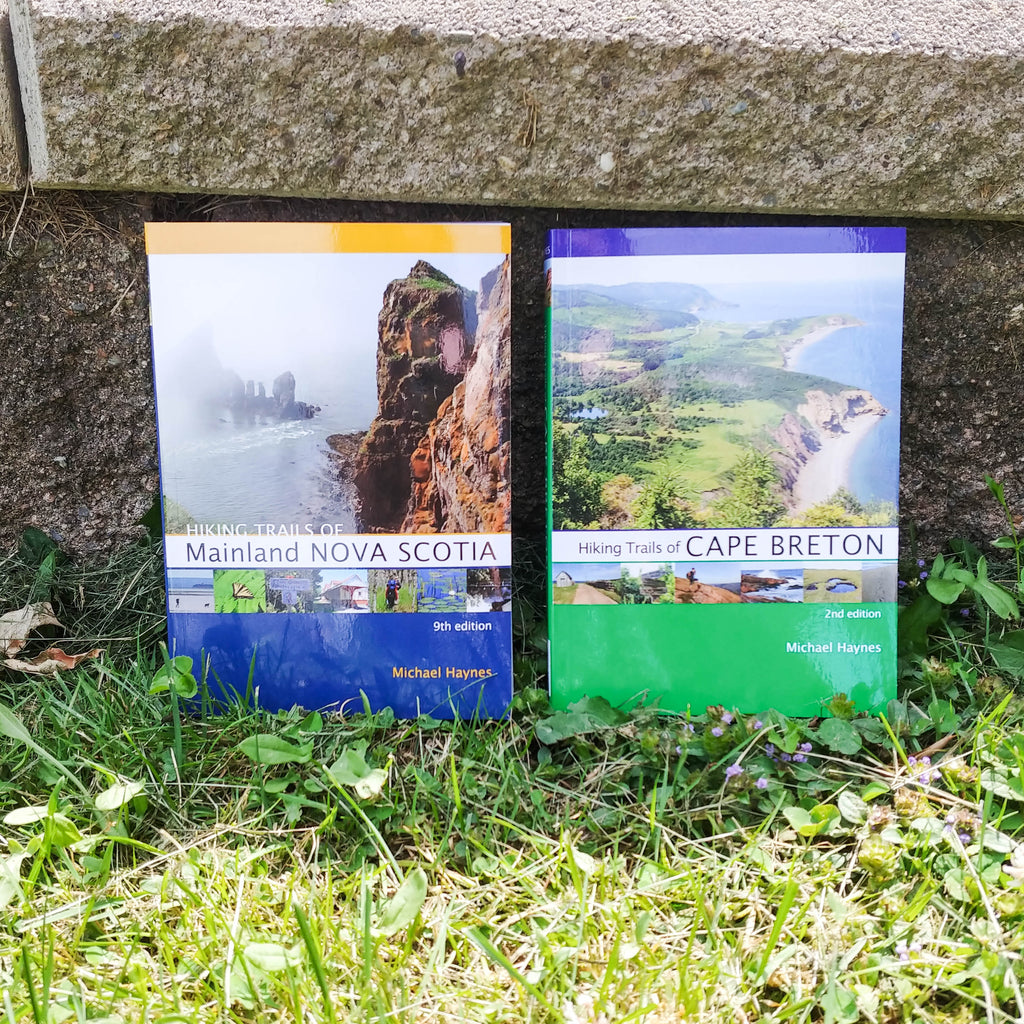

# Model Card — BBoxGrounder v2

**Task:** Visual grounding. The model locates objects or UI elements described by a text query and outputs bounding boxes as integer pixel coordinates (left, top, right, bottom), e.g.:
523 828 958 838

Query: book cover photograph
147 222 512 717
546 227 904 715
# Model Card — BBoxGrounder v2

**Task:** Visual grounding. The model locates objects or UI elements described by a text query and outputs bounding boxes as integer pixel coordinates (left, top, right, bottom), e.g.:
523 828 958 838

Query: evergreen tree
616 567 642 604
659 563 675 603
632 463 695 530
552 422 605 529
829 487 865 516
709 449 785 528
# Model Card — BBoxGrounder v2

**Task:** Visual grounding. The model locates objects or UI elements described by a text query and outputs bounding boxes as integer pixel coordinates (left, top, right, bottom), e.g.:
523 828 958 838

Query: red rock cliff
353 261 478 531
402 257 512 534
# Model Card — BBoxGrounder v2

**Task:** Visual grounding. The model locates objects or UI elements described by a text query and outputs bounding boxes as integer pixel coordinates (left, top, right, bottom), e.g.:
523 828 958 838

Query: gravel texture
7 0 1024 216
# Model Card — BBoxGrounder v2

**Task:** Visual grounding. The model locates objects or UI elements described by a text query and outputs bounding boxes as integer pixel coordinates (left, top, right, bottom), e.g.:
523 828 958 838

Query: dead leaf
2 647 102 676
0 603 62 656
1004 844 1024 882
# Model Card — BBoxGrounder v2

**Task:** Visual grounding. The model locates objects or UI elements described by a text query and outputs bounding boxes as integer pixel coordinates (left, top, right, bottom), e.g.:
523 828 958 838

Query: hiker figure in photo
686 567 698 585
385 576 401 611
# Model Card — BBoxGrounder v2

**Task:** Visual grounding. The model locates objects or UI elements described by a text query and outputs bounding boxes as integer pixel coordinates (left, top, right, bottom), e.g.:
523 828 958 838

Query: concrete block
0 0 26 187
8 0 1024 217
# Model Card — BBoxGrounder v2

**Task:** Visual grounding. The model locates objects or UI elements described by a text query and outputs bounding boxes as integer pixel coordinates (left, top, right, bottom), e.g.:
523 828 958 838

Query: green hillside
550 288 698 350
550 300 862 529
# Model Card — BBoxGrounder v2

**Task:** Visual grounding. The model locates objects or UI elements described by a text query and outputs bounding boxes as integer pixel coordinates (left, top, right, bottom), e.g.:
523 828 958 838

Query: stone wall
0 0 24 184
4 0 1024 220
1 192 1023 587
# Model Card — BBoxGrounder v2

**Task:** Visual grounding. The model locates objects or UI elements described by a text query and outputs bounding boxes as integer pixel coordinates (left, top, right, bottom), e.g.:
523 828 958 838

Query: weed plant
0 528 165 660
4 495 1024 1021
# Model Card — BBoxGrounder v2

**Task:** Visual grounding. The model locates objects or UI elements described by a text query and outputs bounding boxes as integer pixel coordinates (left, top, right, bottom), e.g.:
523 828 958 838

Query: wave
172 423 317 460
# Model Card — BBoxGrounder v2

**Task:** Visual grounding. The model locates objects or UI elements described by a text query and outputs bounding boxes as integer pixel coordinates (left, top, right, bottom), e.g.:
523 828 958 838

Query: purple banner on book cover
546 227 906 260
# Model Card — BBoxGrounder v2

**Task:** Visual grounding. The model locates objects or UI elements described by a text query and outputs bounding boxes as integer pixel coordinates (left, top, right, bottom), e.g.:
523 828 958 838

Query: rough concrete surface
8 0 1024 217
1 193 1023 601
0 193 156 556
0 0 25 187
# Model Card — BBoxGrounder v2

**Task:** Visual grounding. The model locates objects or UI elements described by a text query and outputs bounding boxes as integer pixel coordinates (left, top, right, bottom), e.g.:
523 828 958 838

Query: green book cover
546 227 905 716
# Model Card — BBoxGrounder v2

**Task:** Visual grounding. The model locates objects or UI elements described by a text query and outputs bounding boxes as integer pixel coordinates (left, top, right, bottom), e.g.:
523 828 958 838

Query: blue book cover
147 223 512 717
546 227 905 715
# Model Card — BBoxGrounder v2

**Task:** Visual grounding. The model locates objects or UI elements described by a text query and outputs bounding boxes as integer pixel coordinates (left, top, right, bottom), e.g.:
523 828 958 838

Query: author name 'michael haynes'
392 666 495 680
786 641 883 654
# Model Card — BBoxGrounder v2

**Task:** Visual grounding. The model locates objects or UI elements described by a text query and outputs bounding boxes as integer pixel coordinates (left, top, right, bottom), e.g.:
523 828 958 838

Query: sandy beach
792 412 883 511
782 320 859 370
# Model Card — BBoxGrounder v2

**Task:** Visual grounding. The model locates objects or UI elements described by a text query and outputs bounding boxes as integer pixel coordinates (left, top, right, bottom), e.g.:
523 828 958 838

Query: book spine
544 238 556 688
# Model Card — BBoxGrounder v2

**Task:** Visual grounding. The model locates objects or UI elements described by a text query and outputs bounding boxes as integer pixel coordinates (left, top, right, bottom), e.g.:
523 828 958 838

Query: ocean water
742 568 805 602
700 279 903 507
150 248 505 535
159 375 376 529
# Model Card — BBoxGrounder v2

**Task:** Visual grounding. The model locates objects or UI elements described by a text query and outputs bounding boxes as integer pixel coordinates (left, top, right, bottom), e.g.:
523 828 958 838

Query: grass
373 590 417 613
4 533 1024 1020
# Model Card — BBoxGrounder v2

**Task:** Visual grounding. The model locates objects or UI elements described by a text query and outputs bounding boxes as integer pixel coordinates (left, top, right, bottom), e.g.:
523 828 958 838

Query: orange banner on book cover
145 222 511 256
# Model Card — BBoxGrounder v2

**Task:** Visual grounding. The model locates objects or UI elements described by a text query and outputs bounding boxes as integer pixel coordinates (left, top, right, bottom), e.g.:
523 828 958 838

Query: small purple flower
908 755 917 767
793 753 807 763
756 776 768 789
799 742 812 753
960 608 970 618
919 571 928 580
675 745 683 755
753 719 763 730
917 559 926 568
685 723 695 733
895 941 909 962
958 830 971 843
898 580 907 589
725 763 743 780
764 743 776 756
711 726 723 737
721 712 734 725
781 753 792 763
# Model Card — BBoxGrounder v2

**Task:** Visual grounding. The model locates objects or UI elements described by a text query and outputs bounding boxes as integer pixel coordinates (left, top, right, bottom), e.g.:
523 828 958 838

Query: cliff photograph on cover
547 227 904 715
147 222 512 717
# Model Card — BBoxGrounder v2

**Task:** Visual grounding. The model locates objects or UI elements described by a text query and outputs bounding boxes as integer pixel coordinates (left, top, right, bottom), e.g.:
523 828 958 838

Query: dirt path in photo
573 583 617 604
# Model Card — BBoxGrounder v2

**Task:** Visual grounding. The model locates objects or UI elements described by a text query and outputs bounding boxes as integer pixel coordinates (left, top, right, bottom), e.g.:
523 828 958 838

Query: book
146 222 512 717
546 227 905 716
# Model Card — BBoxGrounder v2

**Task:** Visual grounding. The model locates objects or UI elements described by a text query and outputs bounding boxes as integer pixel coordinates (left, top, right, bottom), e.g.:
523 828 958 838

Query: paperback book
147 222 512 717
546 227 905 715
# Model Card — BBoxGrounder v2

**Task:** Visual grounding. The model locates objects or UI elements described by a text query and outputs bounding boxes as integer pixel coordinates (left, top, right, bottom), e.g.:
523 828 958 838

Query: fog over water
150 250 502 527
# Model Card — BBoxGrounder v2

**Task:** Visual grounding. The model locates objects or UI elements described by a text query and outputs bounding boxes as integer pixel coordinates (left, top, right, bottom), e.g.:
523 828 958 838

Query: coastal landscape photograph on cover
549 235 904 534
149 236 511 537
